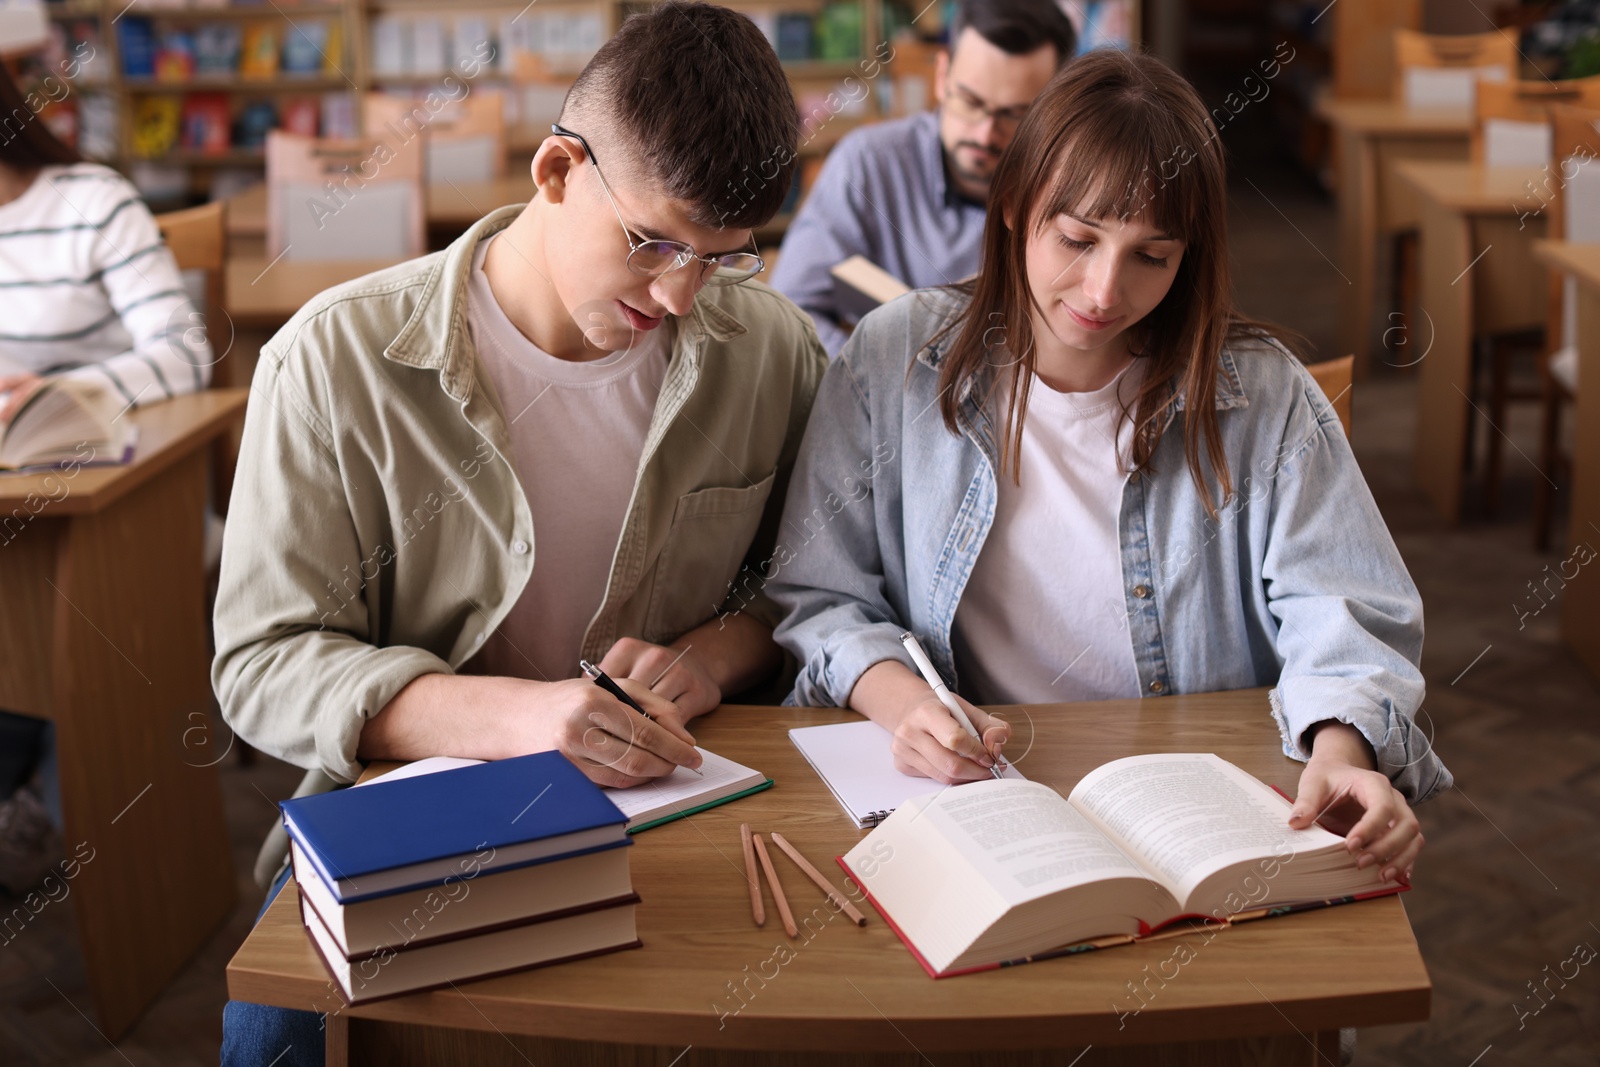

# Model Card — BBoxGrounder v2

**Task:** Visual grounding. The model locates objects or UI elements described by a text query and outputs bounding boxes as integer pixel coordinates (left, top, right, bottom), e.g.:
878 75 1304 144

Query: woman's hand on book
1291 724 1422 885
0 372 42 423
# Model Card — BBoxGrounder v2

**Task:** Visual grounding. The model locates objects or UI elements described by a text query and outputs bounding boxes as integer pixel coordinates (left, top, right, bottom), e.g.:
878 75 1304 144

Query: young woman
0 63 212 421
769 50 1449 887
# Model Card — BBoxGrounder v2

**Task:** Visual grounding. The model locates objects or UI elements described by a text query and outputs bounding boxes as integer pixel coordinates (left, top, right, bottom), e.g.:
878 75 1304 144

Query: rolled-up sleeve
211 346 450 784
1261 383 1452 804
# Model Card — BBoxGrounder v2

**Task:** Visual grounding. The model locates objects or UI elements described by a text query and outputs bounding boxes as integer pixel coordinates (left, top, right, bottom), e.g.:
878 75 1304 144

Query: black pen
579 659 704 776
580 659 652 719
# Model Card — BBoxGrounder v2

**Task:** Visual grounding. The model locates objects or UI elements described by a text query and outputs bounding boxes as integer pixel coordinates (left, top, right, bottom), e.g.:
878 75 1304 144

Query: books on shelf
279 95 319 135
282 750 644 1004
239 22 281 78
280 19 327 75
154 27 196 81
180 91 231 153
194 22 241 75
132 95 182 157
117 18 156 78
0 374 134 471
840 753 1405 978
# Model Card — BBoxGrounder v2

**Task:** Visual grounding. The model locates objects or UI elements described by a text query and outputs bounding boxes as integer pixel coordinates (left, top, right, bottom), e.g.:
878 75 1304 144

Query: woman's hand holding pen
849 660 1011 785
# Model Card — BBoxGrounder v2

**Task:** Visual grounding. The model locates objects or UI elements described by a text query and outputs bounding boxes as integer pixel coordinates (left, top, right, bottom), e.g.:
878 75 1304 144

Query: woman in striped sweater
0 63 214 893
0 64 212 422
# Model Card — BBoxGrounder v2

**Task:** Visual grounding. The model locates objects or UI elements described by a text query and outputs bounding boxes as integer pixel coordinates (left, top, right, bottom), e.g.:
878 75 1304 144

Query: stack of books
280 751 643 1004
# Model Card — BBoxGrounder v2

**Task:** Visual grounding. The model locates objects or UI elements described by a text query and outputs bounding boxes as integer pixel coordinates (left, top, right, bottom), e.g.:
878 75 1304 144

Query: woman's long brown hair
935 49 1286 518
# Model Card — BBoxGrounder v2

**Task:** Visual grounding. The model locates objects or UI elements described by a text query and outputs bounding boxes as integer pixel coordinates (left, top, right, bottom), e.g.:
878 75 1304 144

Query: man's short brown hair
561 2 799 229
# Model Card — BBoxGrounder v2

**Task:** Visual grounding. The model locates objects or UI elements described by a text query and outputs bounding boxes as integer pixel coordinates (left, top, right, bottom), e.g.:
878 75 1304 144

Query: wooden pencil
751 833 798 938
770 832 868 926
740 823 764 927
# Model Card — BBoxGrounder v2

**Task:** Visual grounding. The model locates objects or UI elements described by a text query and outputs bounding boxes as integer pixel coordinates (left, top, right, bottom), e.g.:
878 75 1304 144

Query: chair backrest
265 129 425 262
1307 356 1354 439
1332 0 1422 100
1473 76 1600 167
156 201 225 272
1394 30 1517 110
1546 104 1600 357
364 89 507 184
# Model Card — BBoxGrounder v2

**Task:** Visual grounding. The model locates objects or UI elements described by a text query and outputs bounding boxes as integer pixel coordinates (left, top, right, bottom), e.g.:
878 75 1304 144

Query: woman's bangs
1032 106 1201 241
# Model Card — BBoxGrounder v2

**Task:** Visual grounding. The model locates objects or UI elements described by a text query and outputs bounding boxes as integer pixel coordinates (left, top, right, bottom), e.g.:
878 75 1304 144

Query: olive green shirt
213 206 827 787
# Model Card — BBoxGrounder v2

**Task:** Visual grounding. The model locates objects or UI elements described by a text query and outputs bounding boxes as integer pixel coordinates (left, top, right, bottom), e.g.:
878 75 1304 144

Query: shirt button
511 539 529 554
473 633 485 646
1133 584 1151 599
1149 680 1165 694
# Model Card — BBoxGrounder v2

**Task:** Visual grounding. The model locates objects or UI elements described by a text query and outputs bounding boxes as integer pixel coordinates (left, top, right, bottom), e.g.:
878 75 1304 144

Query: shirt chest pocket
643 472 777 643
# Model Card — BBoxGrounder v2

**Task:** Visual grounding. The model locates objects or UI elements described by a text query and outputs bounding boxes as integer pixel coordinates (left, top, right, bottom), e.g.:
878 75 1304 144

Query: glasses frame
549 124 764 286
942 86 1031 131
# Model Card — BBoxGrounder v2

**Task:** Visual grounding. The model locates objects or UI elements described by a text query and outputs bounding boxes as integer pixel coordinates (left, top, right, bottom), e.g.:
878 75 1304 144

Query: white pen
899 632 1004 780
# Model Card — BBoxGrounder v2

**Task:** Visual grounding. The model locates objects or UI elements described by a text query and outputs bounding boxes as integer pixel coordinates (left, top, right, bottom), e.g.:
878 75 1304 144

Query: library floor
4 161 1598 1066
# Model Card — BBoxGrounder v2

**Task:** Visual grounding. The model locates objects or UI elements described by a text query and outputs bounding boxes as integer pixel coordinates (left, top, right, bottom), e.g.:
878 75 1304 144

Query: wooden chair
1307 355 1354 439
364 89 507 185
1331 0 1422 101
1533 104 1600 549
1472 76 1600 167
265 129 425 262
154 201 258 767
1386 30 1520 390
1394 30 1518 109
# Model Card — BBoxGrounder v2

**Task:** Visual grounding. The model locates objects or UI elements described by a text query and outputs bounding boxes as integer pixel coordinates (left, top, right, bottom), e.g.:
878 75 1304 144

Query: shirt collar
384 205 748 399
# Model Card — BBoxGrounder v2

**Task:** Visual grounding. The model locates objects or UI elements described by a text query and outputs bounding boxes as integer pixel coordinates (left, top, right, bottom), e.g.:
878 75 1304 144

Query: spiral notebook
788 720 1026 828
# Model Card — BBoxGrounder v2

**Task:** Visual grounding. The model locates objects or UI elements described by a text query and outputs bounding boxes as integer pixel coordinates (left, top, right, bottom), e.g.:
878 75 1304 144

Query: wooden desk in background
0 390 248 1038
1532 240 1600 682
228 691 1432 1066
1399 161 1548 524
1315 96 1472 376
223 178 535 324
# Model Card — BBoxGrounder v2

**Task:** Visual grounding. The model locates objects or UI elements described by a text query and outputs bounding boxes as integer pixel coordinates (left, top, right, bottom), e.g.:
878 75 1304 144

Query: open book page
918 779 1164 907
1066 753 1346 908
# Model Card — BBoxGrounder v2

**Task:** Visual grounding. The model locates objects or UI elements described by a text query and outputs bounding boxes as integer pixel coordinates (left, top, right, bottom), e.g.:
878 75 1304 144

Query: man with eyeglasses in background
771 0 1076 356
214 6 825 1061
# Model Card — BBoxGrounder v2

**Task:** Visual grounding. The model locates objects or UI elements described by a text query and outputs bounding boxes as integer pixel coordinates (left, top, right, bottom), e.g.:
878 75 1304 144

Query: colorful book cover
233 99 278 148
816 3 860 61
116 17 156 78
194 23 242 76
775 12 812 61
281 19 327 76
280 96 320 136
131 95 182 158
181 92 231 154
239 23 281 79
154 28 197 83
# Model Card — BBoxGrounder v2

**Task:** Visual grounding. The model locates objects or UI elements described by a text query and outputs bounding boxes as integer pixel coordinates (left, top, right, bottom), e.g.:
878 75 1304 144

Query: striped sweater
0 163 212 407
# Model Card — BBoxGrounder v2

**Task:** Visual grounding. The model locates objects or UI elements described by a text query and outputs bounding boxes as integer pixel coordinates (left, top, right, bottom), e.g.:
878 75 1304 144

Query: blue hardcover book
281 751 630 903
117 18 156 79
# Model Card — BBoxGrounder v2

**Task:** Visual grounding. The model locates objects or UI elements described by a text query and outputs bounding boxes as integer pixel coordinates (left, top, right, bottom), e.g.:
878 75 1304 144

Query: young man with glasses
214 6 823 1061
771 0 1076 356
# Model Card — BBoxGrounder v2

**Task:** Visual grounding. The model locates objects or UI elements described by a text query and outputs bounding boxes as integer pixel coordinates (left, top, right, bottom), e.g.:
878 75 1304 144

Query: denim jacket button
1133 584 1151 599
1148 680 1165 694
511 539 530 555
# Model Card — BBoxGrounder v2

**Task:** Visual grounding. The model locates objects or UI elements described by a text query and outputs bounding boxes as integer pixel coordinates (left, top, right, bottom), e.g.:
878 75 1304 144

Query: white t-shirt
951 361 1144 704
463 235 668 682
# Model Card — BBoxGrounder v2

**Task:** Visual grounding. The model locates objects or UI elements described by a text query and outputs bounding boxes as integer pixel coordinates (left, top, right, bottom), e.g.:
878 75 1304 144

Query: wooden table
221 177 533 324
0 390 248 1038
1316 96 1472 376
1532 240 1600 681
227 690 1433 1066
1399 161 1549 523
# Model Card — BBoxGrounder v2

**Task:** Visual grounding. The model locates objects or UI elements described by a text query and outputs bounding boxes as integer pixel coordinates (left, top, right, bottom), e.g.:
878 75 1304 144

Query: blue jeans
220 865 325 1067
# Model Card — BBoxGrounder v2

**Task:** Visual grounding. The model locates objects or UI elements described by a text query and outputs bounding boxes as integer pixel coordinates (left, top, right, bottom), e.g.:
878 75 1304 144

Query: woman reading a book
769 50 1451 888
0 63 213 425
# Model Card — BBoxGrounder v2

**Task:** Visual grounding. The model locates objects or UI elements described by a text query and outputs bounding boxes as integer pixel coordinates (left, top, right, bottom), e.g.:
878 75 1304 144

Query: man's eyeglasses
942 87 1030 133
550 124 764 286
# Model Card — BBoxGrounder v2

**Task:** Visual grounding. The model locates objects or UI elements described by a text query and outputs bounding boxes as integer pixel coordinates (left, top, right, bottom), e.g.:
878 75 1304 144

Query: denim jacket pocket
643 471 777 643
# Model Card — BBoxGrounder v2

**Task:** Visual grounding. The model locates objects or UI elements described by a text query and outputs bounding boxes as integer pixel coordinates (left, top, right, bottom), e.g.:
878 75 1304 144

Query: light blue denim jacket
768 287 1451 804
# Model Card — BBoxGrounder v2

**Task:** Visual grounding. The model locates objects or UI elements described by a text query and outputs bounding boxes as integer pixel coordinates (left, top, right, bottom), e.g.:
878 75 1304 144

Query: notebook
366 747 773 833
788 719 1027 828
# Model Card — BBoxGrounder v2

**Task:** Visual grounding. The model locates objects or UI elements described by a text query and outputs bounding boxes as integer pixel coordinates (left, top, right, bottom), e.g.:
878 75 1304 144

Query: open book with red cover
838 753 1405 978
